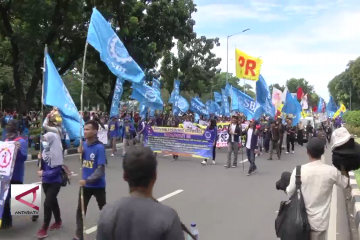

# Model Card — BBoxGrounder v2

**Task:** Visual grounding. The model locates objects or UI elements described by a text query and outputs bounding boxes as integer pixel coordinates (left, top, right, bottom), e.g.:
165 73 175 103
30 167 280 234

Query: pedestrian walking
244 119 260 176
268 121 281 160
108 116 119 157
36 132 64 239
225 116 241 168
73 120 107 240
285 119 296 154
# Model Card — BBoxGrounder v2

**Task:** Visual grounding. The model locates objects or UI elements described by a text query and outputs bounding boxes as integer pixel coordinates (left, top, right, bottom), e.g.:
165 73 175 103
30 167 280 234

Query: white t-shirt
230 124 236 142
286 161 348 231
98 124 108 144
246 128 253 149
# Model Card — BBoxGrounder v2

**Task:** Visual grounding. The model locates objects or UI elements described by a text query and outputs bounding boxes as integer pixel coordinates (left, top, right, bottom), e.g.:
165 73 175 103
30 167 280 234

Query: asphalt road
0 143 352 240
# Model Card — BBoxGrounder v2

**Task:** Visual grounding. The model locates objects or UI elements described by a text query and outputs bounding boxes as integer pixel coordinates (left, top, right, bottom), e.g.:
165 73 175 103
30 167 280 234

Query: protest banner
216 123 248 148
144 126 216 159
235 49 263 81
0 141 18 227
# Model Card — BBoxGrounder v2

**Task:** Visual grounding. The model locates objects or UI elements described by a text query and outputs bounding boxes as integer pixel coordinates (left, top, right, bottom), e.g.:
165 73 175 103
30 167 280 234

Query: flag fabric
327 96 338 113
235 48 263 81
110 78 124 118
44 54 83 139
333 103 346 119
317 97 326 113
281 87 288 103
282 91 302 126
87 8 144 83
300 94 308 110
256 75 276 118
225 82 232 96
152 78 161 90
190 98 209 117
221 89 230 117
139 103 147 119
297 87 304 100
301 110 307 118
130 83 163 110
172 80 180 116
194 113 200 123
272 87 283 109
214 92 222 103
177 96 189 114
230 86 259 119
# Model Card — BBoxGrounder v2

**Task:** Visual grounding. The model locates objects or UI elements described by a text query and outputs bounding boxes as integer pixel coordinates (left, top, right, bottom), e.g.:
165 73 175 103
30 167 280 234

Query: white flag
301 94 308 109
281 87 288 103
272 87 283 108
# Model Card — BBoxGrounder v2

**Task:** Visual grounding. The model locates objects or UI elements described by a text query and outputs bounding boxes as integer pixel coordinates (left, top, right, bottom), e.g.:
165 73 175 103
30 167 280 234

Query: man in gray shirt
96 147 185 240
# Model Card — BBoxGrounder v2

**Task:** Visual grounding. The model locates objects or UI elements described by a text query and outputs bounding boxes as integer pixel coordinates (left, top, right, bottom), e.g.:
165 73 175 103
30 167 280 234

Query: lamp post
226 28 250 83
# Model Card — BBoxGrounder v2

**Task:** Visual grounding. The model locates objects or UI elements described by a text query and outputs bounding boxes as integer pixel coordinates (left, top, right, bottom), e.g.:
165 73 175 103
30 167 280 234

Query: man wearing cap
286 137 349 239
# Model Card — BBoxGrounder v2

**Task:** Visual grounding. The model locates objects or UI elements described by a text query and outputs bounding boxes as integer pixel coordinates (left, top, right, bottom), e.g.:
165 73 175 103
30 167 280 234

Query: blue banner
139 103 147 119
256 75 276 118
131 82 163 110
44 54 83 139
230 86 260 119
87 8 144 83
144 126 216 159
110 78 124 118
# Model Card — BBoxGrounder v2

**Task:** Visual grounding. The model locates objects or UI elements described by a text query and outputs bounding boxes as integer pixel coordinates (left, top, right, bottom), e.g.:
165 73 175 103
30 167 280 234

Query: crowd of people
0 106 347 239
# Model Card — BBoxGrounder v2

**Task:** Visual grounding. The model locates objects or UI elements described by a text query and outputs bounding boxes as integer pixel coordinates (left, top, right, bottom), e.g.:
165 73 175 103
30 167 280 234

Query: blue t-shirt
82 141 106 188
109 121 119 138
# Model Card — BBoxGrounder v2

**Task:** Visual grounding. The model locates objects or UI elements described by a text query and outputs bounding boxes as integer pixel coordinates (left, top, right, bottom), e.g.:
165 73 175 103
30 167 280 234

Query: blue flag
87 8 144 83
139 103 147 119
225 83 232 96
230 86 259 119
131 83 163 110
172 80 180 116
190 98 209 117
194 113 200 123
327 96 338 117
221 89 230 117
214 92 222 103
177 95 189 114
282 92 302 126
152 78 161 90
44 54 83 139
256 75 276 118
110 78 124 118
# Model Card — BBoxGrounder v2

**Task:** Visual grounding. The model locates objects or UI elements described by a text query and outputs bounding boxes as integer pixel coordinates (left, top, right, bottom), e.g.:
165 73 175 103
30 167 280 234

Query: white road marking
163 154 173 157
328 185 337 240
84 189 184 235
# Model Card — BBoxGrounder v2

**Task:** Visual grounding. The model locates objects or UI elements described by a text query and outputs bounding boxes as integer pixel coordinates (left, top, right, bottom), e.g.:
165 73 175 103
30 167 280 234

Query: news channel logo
11 184 42 216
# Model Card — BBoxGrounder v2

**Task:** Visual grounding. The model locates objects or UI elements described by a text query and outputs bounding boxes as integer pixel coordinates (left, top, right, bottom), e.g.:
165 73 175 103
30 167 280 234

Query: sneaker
285 152 289 154
224 164 229 168
267 158 272 160
49 222 62 231
212 160 216 165
201 160 207 165
36 228 48 239
232 165 237 168
291 151 294 154
72 238 80 240
111 153 115 157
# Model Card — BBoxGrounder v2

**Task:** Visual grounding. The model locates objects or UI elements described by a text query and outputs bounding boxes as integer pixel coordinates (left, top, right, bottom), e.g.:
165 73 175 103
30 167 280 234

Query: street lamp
226 28 250 83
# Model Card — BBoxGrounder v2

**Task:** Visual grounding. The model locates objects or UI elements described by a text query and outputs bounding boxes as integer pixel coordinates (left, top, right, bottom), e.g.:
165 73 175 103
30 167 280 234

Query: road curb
349 171 360 239
26 143 124 161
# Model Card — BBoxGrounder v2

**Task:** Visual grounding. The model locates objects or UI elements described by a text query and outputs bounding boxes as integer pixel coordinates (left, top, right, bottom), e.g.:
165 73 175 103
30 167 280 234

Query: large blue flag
148 78 161 117
131 83 163 110
172 80 180 116
139 103 147 119
214 92 222 103
221 89 230 117
230 86 260 119
110 78 124 118
190 98 209 117
282 92 302 126
44 54 83 139
87 8 144 83
327 96 338 117
225 83 232 96
177 96 189 114
256 75 276 118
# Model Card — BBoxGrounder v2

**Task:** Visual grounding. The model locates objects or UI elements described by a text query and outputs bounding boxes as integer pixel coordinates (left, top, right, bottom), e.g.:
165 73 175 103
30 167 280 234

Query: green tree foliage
160 36 221 95
285 78 319 108
269 83 285 94
328 57 360 110
0 0 196 112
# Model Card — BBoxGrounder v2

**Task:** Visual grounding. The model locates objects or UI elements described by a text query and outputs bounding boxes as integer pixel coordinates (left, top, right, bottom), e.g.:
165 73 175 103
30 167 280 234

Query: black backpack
60 166 71 187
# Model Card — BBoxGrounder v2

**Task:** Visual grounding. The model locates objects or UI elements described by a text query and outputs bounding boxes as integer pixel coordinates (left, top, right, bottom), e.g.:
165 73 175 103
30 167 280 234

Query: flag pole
79 41 89 240
40 44 48 171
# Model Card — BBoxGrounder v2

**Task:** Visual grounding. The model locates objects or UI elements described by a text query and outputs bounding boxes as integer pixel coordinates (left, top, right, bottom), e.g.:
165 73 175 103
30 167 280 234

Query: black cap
306 137 325 159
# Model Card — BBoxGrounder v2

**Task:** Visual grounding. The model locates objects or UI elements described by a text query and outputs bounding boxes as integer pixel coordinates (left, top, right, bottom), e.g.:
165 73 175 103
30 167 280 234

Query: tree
84 0 197 111
160 36 221 95
328 57 360 110
0 0 94 112
285 78 319 107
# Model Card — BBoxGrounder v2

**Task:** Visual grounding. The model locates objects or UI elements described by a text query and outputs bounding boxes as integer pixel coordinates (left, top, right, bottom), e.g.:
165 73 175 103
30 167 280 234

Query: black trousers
326 132 332 143
42 183 62 229
76 187 106 239
297 130 303 146
204 145 216 161
286 136 295 152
